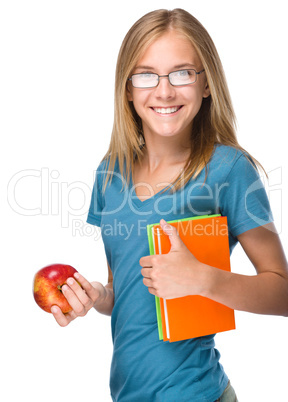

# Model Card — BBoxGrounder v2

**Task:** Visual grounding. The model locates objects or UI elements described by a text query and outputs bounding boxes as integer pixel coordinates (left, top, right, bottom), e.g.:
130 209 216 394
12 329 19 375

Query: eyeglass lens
131 69 197 88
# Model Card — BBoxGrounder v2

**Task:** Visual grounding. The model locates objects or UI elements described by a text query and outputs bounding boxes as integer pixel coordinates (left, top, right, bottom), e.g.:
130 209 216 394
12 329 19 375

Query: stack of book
147 214 236 342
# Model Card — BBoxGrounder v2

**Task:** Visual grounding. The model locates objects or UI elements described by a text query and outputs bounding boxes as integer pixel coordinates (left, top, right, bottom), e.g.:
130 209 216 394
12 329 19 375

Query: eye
176 70 190 77
139 73 156 79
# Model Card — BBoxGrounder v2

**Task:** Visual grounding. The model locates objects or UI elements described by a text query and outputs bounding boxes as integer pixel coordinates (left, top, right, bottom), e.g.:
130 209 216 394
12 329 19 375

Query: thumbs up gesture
140 219 208 299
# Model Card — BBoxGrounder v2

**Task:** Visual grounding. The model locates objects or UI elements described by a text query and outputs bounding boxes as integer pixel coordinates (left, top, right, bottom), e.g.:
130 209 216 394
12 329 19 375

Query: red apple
33 263 78 313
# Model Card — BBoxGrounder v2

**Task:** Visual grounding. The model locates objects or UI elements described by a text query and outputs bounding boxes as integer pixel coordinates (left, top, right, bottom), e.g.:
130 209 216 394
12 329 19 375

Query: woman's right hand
51 272 106 327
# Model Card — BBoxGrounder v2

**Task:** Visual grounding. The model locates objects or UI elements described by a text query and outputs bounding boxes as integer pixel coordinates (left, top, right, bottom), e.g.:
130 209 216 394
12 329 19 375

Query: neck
138 116 194 171
141 135 191 172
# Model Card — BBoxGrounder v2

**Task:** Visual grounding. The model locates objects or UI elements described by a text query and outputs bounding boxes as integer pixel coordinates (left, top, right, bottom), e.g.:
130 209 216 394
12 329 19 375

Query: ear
126 81 133 102
203 81 210 99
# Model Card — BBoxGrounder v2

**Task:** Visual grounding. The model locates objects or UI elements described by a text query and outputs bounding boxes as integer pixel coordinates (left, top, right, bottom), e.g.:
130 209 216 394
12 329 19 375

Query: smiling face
127 30 210 144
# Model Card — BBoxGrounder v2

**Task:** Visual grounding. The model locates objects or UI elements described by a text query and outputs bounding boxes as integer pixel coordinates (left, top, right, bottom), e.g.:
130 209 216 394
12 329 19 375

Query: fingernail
164 223 173 235
74 272 80 279
62 284 68 292
51 306 58 314
67 278 74 286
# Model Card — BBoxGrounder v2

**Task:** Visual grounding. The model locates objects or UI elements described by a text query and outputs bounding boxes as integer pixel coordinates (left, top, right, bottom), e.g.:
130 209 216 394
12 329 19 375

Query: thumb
160 219 184 252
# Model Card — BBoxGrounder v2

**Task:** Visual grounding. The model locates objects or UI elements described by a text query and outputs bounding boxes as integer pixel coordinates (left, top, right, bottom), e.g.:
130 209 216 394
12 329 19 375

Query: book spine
147 224 163 340
157 228 170 340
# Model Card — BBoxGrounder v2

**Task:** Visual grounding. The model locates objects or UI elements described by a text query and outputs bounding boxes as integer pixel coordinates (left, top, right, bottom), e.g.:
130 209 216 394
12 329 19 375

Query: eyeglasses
128 68 205 89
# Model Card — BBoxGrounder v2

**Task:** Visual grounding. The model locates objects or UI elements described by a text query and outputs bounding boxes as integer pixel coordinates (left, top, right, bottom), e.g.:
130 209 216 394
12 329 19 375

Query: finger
160 219 183 251
160 219 174 235
143 277 153 288
139 256 154 267
66 277 93 309
73 272 97 299
51 305 72 327
141 267 152 278
61 284 86 316
147 287 157 296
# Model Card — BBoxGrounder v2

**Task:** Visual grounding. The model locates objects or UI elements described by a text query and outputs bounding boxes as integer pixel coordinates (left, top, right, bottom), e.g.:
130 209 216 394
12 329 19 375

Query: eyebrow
134 63 196 71
174 63 197 69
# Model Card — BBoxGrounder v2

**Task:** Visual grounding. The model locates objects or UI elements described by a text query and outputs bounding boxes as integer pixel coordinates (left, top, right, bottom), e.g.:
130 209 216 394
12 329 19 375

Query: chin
152 124 191 139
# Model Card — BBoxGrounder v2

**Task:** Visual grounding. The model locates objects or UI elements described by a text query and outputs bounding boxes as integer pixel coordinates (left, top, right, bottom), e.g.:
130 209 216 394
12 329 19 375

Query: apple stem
57 285 63 293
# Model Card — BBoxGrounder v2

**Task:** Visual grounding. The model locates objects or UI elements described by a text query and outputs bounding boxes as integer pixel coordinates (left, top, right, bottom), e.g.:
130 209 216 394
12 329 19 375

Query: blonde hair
103 8 265 191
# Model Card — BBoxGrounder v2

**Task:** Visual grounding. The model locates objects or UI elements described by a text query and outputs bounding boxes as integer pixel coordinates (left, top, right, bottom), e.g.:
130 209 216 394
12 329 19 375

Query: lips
151 106 183 115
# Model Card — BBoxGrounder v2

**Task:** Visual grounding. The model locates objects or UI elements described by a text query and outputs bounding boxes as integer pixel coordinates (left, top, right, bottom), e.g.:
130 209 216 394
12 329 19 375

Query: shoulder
95 156 121 177
210 144 245 165
94 156 128 195
208 144 257 181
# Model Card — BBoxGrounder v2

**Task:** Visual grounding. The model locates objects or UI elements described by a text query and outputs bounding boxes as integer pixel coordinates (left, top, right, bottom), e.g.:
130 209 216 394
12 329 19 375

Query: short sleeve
218 154 273 238
86 165 105 227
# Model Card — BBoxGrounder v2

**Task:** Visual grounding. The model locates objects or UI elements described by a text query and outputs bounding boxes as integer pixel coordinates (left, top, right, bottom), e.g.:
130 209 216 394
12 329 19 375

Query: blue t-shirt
87 144 273 402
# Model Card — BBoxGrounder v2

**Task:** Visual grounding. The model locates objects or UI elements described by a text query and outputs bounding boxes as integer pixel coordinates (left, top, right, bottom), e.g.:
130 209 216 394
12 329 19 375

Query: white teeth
153 107 180 114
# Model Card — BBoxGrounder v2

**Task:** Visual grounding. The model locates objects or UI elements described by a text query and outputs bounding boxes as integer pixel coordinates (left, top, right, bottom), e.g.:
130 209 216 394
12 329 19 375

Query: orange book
147 215 236 342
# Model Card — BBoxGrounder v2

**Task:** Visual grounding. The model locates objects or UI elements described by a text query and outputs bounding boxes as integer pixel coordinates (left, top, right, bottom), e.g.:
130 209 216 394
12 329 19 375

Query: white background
1 0 287 401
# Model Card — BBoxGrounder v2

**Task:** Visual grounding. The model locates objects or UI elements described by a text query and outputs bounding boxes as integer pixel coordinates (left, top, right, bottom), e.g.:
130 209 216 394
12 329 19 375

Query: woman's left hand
139 219 207 299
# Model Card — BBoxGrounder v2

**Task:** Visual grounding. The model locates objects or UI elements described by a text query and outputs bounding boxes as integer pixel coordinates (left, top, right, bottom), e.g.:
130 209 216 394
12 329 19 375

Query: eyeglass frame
127 68 205 89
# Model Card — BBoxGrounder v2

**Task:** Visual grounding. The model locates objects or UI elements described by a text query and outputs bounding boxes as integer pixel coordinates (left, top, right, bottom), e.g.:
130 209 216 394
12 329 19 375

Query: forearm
93 282 114 316
201 264 288 316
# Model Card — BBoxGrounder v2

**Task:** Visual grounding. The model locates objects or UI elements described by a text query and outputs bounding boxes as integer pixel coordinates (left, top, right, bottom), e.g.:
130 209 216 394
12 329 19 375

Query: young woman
51 9 288 402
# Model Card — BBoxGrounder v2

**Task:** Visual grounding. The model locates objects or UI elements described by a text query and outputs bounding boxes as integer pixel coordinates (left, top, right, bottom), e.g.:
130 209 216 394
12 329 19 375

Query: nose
154 75 176 99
